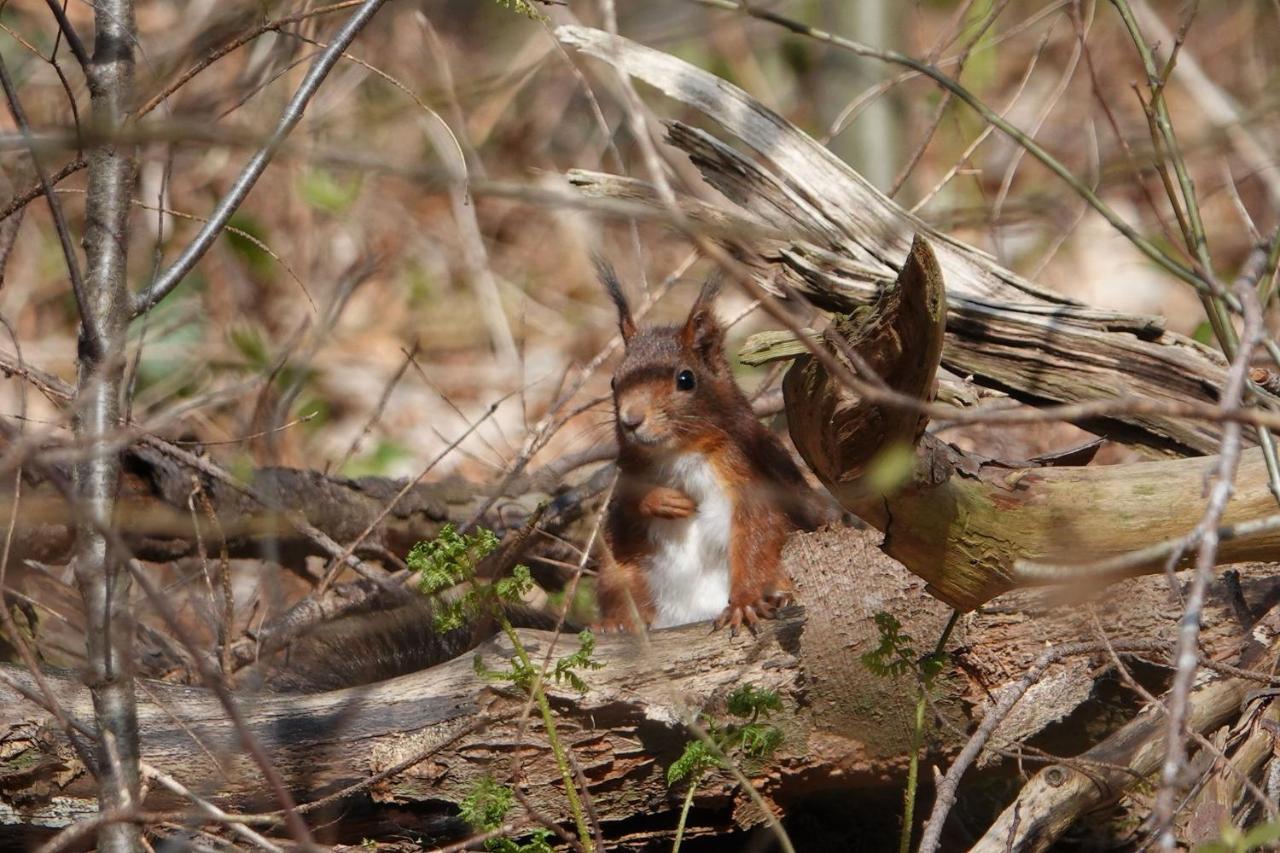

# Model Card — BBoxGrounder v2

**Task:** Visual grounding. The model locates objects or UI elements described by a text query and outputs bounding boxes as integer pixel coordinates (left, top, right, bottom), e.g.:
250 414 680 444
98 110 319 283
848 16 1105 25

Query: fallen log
4 527 1277 848
0 432 603 575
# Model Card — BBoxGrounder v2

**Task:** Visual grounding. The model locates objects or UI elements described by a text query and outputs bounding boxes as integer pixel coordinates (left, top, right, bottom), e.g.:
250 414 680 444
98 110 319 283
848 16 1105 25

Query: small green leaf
552 630 604 693
864 442 916 496
919 651 948 685
298 168 362 214
495 564 534 603
459 776 513 831
861 611 917 678
726 684 781 719
1192 321 1215 346
737 723 784 759
667 740 718 785
410 523 500 595
494 0 547 21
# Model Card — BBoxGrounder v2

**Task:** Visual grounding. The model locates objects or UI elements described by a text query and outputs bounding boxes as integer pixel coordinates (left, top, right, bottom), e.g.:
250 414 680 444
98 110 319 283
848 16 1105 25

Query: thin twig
1151 279 1263 849
887 0 1008 199
315 393 516 593
917 639 1170 853
1087 611 1278 824
42 0 91 70
142 764 285 852
688 0 1227 304
131 0 392 317
0 52 90 338
125 557 317 847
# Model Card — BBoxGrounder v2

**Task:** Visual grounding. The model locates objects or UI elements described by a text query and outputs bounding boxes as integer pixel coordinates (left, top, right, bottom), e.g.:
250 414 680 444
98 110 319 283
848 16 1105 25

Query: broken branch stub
781 240 1280 610
783 233 945 487
781 234 1018 610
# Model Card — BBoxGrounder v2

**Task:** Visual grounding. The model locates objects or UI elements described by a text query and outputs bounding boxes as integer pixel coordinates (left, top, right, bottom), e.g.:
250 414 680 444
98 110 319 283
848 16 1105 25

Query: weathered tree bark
776 238 1280 609
969 604 1280 852
3 529 1276 848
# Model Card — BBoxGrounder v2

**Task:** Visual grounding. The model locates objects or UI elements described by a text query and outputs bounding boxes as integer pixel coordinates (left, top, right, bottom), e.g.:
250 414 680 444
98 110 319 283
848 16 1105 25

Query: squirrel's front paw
714 590 792 636
639 486 697 519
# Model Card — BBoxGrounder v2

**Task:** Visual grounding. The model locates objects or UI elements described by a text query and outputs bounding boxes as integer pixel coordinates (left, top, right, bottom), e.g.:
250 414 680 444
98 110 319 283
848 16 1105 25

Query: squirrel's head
596 258 742 457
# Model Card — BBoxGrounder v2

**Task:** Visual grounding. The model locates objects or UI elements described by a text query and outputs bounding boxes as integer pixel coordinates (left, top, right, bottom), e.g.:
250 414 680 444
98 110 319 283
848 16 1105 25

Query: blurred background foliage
1 0 1275 484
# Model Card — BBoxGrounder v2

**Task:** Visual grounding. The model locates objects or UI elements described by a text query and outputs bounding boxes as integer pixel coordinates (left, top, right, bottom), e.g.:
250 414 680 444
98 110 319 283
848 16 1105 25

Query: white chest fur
644 453 734 628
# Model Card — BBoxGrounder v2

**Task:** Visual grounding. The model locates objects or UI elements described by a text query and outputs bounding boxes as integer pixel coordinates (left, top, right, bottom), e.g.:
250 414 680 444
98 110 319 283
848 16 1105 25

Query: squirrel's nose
620 407 645 431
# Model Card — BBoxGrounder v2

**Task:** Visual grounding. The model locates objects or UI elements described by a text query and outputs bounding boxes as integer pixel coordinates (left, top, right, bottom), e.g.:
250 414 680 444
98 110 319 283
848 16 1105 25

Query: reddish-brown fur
593 261 826 632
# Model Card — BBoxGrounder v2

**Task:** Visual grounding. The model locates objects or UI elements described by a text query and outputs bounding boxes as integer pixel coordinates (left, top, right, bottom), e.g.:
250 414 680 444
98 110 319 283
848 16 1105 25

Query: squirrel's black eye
676 369 696 391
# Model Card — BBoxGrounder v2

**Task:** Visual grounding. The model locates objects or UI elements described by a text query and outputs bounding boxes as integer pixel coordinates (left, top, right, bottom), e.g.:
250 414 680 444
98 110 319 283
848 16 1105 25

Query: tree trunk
76 3 142 849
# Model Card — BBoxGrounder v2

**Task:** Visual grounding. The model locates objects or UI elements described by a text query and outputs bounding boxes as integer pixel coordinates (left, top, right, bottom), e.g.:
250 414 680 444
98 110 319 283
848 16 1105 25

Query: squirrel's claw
765 590 793 611
714 603 759 636
715 590 793 635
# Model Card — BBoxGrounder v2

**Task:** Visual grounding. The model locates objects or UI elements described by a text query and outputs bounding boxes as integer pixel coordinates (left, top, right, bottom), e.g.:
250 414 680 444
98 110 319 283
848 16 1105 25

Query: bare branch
42 0 91 72
73 2 143 849
130 0 392 318
1151 279 1263 848
0 53 90 333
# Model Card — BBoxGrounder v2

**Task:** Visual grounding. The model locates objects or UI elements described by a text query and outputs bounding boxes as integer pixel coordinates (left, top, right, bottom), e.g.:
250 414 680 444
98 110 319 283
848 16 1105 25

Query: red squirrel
594 260 823 633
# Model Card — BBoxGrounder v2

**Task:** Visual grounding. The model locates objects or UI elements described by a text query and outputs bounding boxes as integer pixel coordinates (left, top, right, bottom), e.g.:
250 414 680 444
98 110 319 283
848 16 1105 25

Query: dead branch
971 605 1280 852
558 26 1264 457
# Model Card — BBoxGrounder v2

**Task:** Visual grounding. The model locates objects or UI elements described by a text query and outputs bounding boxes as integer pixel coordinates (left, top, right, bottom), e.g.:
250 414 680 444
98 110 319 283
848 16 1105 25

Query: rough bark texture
3 528 1277 847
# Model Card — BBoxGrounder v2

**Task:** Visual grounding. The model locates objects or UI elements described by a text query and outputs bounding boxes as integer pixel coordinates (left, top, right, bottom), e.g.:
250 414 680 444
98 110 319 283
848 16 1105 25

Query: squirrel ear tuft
593 254 636 342
681 270 724 357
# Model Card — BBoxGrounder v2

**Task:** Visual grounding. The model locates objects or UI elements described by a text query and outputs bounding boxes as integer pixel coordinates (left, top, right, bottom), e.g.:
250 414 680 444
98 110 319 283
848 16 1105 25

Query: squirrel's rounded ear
593 255 636 342
681 271 724 356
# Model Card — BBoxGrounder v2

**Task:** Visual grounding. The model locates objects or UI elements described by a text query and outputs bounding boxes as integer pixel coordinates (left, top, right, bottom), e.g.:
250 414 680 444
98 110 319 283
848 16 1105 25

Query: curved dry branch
558 26 1261 457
